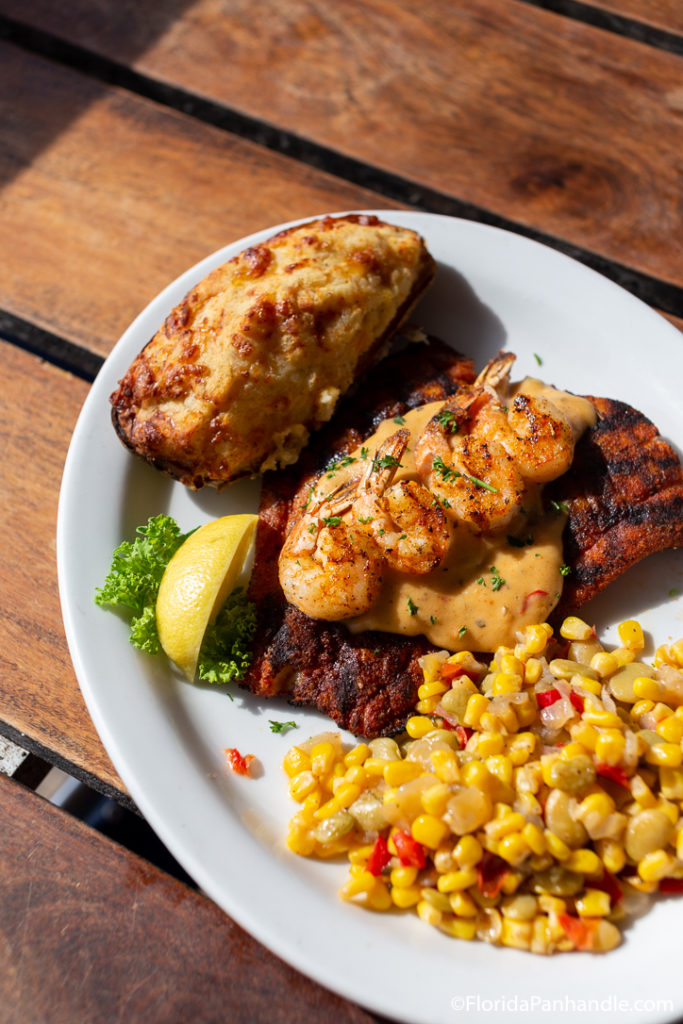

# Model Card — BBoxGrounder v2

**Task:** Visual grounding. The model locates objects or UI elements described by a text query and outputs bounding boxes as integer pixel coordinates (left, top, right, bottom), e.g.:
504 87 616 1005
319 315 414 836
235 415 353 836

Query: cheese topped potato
110 214 435 488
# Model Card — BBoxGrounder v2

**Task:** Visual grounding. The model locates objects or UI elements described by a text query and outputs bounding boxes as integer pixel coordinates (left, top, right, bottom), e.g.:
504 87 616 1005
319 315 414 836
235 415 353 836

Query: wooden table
1 2 681 1020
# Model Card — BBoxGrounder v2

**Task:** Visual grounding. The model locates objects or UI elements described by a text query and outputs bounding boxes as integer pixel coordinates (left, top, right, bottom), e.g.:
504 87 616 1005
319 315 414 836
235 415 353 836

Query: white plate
58 212 683 1024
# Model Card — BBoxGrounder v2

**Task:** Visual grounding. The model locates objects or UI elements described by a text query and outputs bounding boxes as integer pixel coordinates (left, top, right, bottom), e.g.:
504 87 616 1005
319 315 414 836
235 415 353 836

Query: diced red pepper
477 851 509 898
393 829 427 868
557 913 599 951
455 725 474 749
366 835 391 876
536 688 561 708
521 589 548 613
590 869 623 905
659 878 683 894
569 691 585 713
595 763 630 789
225 747 255 777
439 661 465 681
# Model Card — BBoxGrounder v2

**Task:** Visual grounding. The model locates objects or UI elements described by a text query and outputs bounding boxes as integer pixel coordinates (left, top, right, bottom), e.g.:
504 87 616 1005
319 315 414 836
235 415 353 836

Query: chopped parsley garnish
476 576 486 586
269 720 297 734
669 587 681 597
436 408 459 433
507 534 534 548
490 566 505 591
534 353 543 366
357 515 374 525
559 563 572 577
360 446 370 460
393 415 406 425
308 523 317 534
373 453 403 472
432 456 498 493
458 625 467 638
550 499 569 514
407 596 419 616
430 615 438 625
303 484 316 510
322 515 342 527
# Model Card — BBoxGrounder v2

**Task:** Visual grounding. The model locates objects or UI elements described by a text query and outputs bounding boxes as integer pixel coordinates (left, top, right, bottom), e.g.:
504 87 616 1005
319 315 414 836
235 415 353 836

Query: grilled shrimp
353 429 454 574
414 352 575 533
279 482 385 620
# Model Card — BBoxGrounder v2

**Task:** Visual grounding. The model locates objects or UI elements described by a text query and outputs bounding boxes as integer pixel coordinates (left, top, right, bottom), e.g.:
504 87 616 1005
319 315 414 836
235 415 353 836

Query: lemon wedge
156 514 258 680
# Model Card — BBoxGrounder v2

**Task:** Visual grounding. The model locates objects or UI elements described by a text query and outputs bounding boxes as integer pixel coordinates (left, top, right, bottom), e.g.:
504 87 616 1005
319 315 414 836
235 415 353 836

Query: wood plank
0 342 125 795
586 0 683 35
3 1 683 295
0 773 377 1024
0 43 401 359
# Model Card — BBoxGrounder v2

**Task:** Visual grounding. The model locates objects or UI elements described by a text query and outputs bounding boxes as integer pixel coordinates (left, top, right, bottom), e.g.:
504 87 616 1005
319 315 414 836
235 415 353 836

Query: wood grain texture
586 0 683 34
0 43 400 358
0 774 377 1024
0 342 125 794
3 0 683 291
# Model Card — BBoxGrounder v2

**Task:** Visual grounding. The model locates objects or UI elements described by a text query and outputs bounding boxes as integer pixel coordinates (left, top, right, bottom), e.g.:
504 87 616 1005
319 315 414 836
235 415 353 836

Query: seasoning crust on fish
110 214 435 489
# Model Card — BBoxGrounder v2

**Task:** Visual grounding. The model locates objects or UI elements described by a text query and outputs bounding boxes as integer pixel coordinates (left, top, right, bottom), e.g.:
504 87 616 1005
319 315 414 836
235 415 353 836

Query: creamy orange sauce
311 378 596 652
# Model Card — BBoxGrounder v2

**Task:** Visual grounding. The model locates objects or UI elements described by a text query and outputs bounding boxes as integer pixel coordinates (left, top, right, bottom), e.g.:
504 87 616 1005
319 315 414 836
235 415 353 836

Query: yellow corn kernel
575 791 615 829
521 822 546 856
363 757 390 776
654 645 677 668
437 868 479 893
638 849 676 882
366 881 392 912
430 748 461 784
651 702 674 723
570 720 599 751
301 792 321 816
283 746 311 777
671 639 683 667
421 886 454 913
543 830 571 861
390 865 418 889
485 755 514 786
383 760 421 787
331 781 361 809
439 916 478 940
612 647 636 667
676 828 683 861
314 796 342 820
288 771 319 802
507 732 537 766
522 623 554 655
343 744 369 769
581 702 622 729
286 827 316 856
656 798 679 826
660 767 683 801
391 885 421 909
565 848 602 876
497 833 531 867
657 715 683 744
453 835 483 870
340 870 376 899
500 653 524 675
501 870 524 894
416 696 440 715
476 732 506 757
589 652 619 678
629 774 656 808
463 693 490 728
561 616 594 641
310 741 337 777
633 676 663 701
537 894 566 915
412 814 449 850
633 699 655 717
416 899 443 926
524 658 543 685
594 729 626 767
485 812 526 841
348 844 375 866
492 671 523 696
644 742 683 768
460 760 490 788
405 715 435 739
449 891 478 917
344 765 366 788
618 618 643 651
418 679 449 699
597 839 626 875
479 711 503 734
574 675 602 696
421 783 451 817
500 917 533 949
575 889 611 917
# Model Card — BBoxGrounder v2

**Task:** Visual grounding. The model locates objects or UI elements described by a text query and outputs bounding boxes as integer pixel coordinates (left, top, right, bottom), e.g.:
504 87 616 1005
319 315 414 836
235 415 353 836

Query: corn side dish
284 617 683 953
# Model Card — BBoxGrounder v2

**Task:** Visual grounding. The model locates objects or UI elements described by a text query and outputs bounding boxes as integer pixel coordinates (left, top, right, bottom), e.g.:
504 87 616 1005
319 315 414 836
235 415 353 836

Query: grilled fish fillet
110 214 435 489
244 352 683 737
